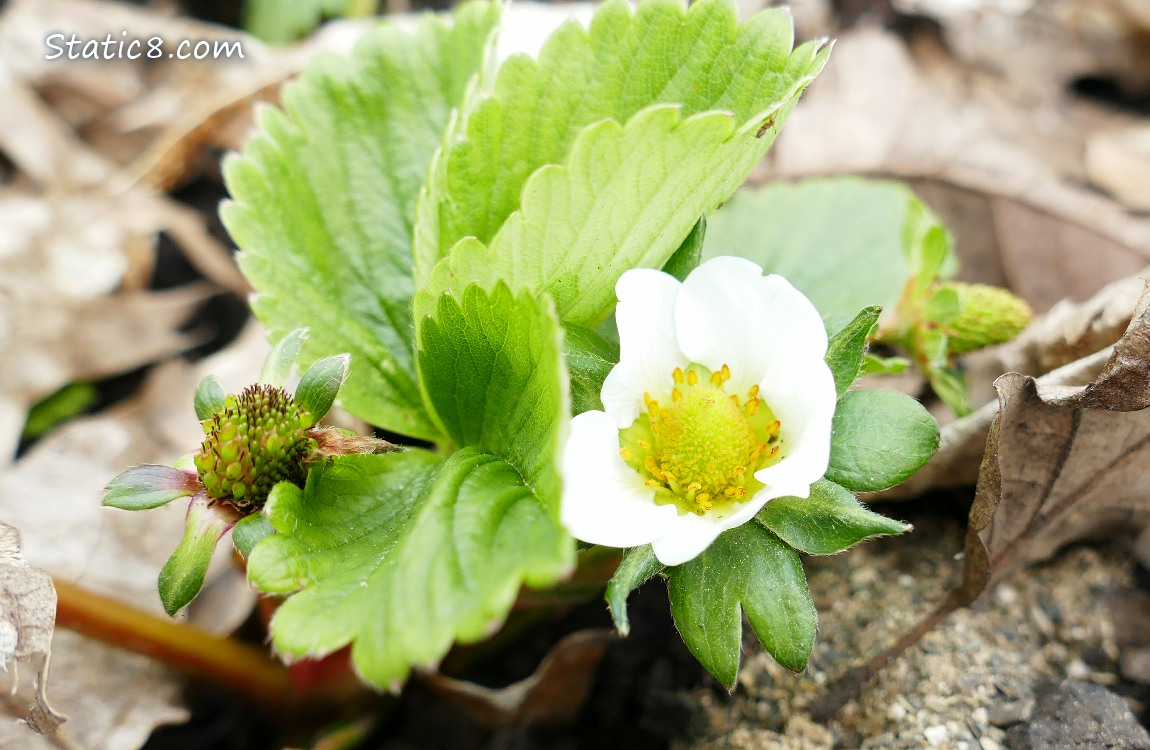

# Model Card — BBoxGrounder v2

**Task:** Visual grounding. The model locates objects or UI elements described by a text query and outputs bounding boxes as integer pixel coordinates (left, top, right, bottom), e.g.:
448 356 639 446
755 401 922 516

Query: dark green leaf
662 217 706 282
605 545 664 635
667 523 815 687
826 390 939 492
564 324 619 416
755 479 910 555
825 306 881 398
231 513 277 558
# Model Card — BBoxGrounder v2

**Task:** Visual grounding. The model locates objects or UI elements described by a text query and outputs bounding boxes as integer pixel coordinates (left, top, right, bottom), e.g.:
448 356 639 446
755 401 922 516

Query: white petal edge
601 269 688 428
676 259 828 394
560 410 680 547
753 354 837 492
649 487 775 566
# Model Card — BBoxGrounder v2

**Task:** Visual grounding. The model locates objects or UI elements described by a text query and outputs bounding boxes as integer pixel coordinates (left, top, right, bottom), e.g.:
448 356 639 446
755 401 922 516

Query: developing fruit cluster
193 384 315 510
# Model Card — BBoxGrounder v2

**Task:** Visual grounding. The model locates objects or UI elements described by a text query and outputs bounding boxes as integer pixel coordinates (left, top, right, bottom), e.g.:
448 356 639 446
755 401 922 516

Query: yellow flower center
619 364 783 516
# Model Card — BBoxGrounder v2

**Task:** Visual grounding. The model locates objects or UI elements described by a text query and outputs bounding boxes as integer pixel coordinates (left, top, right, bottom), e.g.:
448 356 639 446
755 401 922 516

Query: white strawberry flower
560 256 837 565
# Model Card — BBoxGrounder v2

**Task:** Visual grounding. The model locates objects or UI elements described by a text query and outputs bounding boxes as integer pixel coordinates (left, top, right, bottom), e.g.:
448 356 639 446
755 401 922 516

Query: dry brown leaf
813 284 1150 719
0 522 64 738
957 281 1150 601
1087 125 1150 212
880 272 1148 499
419 629 616 731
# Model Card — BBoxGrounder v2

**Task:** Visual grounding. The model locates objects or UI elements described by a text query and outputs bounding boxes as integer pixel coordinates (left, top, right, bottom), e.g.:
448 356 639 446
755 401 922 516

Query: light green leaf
249 449 574 688
703 177 951 331
244 0 378 45
193 376 226 421
662 217 706 282
923 286 961 324
825 306 881 398
222 2 500 441
416 0 829 324
158 497 238 616
259 328 307 387
294 354 350 422
564 324 619 416
667 523 815 687
826 390 939 493
861 354 909 376
756 479 910 555
605 545 664 636
416 283 568 502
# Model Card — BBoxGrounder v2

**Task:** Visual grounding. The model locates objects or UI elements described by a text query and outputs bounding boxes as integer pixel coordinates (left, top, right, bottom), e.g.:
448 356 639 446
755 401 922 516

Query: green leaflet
826 390 939 493
415 0 829 325
605 545 664 636
222 2 500 441
564 323 619 416
756 479 909 555
704 177 949 332
248 450 573 688
667 523 815 687
825 306 882 399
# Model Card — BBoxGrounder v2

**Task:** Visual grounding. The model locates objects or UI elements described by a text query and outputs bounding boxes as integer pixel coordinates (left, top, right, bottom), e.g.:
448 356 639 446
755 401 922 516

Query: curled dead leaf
418 629 616 731
0 522 64 737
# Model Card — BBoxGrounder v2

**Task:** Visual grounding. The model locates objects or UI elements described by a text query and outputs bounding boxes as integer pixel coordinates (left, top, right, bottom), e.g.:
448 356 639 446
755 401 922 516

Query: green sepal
605 545 664 636
929 365 972 417
103 465 201 510
824 306 881 398
231 512 277 558
260 328 308 388
294 353 350 423
661 217 706 282
193 376 227 422
564 324 619 416
755 479 910 555
922 285 961 324
826 389 939 492
158 496 239 616
667 523 815 687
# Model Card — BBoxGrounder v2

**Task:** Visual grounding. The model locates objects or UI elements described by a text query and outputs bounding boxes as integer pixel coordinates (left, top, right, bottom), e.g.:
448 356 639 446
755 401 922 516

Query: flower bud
941 282 1032 355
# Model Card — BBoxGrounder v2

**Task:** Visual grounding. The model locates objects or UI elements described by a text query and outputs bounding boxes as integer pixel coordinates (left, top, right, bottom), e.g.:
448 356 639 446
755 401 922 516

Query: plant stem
52 578 296 707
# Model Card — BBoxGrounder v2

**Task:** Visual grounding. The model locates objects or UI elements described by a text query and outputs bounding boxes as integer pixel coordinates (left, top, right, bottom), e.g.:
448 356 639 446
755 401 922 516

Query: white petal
560 411 680 547
754 354 837 493
649 489 772 565
601 269 688 428
675 258 828 393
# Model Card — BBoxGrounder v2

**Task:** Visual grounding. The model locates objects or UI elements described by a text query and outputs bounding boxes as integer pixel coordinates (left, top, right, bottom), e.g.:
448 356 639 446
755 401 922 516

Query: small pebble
887 702 907 721
980 737 1002 750
924 724 949 745
1066 658 1091 680
970 706 989 727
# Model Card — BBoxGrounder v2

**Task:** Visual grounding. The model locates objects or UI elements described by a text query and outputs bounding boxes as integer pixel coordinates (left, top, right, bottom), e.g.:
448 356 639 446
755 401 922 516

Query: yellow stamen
767 445 780 458
637 439 652 450
620 447 634 461
766 419 780 438
687 370 698 386
733 466 746 476
644 479 662 488
672 389 683 402
747 384 759 399
645 455 664 479
724 486 746 498
721 364 731 382
746 397 759 416
710 370 723 386
730 394 741 408
672 367 685 384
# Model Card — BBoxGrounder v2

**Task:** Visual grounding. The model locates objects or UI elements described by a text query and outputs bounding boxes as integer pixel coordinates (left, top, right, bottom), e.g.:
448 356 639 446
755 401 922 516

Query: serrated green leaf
193 376 226 421
605 545 664 636
259 328 308 387
158 496 238 615
667 523 814 687
703 177 951 332
294 354 350 422
222 2 500 442
826 390 939 493
249 449 574 687
756 479 910 555
416 0 829 324
564 324 619 416
231 513 276 558
825 306 881 398
417 283 568 502
662 217 706 282
103 465 201 510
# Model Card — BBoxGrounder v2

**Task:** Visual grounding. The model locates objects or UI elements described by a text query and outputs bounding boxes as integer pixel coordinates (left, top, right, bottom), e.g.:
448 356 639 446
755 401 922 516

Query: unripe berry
941 282 1032 355
193 384 314 511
